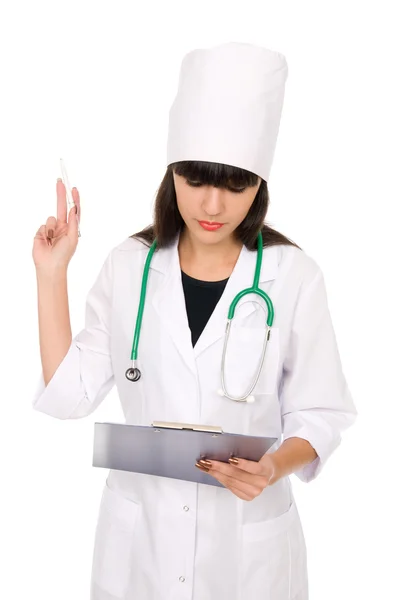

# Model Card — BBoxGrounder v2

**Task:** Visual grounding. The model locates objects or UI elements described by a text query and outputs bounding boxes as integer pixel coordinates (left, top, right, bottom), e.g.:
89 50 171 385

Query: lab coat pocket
224 324 280 397
91 482 141 598
241 501 308 599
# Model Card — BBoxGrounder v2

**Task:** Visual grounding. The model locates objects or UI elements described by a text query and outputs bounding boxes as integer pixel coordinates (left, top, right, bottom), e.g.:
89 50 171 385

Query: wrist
260 452 283 486
267 452 284 485
36 265 68 282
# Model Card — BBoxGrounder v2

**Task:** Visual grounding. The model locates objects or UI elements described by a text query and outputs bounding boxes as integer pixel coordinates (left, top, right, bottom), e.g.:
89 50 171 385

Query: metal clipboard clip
151 421 223 434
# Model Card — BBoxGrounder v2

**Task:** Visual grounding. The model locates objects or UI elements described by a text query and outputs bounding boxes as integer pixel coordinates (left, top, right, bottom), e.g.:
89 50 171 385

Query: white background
0 0 400 598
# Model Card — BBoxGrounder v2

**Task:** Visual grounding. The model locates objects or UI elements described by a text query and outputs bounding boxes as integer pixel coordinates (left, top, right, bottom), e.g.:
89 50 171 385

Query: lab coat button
183 505 189 511
179 576 185 582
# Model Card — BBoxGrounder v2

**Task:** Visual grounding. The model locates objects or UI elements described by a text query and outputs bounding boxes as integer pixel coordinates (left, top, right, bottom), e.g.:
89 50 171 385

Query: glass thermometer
60 158 81 237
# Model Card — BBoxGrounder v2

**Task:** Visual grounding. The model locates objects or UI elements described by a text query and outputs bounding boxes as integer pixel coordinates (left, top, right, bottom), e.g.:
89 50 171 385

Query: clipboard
92 421 278 487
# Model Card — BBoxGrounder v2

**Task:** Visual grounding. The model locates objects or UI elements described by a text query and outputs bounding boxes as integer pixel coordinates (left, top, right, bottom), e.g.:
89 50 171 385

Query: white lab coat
32 234 357 600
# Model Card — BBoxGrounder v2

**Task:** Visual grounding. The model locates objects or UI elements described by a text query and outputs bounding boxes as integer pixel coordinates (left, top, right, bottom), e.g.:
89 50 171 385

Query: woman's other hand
32 178 81 273
195 454 277 501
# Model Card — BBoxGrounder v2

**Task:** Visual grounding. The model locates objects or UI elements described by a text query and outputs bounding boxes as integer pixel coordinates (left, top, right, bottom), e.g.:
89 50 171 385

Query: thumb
67 205 79 238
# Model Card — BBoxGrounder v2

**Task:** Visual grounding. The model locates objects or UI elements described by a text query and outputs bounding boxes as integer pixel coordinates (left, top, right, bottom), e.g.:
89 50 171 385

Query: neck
178 228 242 280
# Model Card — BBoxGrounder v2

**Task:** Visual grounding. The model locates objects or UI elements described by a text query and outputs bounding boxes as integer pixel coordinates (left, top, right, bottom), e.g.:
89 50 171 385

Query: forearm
269 437 318 484
36 267 72 386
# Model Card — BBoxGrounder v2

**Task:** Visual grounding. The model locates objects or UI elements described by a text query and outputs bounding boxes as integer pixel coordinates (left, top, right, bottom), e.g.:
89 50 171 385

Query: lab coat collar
150 234 279 373
150 233 279 283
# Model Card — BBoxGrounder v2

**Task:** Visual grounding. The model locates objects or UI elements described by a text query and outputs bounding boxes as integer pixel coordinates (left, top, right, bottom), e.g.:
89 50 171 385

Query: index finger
56 178 67 223
210 457 265 476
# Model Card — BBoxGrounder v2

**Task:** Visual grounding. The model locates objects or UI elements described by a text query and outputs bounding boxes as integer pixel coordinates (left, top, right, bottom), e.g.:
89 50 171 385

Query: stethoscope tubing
125 231 274 403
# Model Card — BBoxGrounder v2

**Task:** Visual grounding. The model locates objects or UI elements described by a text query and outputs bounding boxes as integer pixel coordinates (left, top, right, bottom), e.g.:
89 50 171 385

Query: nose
201 186 225 217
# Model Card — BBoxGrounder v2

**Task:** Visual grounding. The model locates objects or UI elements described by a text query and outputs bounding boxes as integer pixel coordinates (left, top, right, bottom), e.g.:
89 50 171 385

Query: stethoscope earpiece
217 389 255 403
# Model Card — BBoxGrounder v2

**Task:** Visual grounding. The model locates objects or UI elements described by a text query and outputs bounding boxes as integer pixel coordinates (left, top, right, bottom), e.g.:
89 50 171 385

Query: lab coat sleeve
279 267 357 482
32 249 115 420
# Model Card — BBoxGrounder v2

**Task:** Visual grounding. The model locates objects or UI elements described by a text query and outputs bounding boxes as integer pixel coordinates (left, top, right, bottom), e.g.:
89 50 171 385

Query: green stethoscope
125 231 274 403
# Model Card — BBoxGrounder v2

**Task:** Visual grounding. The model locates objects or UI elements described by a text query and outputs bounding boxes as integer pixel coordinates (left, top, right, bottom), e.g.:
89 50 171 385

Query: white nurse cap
166 41 289 182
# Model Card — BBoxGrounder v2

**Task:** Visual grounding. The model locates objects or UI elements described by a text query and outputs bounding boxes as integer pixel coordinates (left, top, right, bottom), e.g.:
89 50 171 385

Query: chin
194 229 228 244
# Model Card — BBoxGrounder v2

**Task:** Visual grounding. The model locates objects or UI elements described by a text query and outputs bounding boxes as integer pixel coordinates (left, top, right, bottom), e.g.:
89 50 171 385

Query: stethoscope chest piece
125 367 141 382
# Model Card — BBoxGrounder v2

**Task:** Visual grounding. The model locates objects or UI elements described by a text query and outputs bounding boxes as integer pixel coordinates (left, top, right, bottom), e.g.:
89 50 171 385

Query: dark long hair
131 161 301 251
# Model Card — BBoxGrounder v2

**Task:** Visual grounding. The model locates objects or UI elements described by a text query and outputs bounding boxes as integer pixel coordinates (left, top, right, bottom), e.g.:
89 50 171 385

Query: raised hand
32 178 81 273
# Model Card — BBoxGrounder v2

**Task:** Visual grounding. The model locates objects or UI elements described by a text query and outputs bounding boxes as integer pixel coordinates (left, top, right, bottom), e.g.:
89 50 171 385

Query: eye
230 187 247 194
186 179 246 193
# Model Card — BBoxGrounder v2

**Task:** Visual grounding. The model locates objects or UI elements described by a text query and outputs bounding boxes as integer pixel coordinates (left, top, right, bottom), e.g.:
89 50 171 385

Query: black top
181 270 229 347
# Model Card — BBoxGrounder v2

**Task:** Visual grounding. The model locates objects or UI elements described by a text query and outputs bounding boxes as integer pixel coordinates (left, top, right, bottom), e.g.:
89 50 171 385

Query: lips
198 221 224 231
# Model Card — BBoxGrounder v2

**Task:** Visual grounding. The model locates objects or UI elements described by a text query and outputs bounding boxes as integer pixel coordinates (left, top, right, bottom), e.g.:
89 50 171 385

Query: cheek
176 188 202 215
233 197 254 221
176 197 191 218
176 194 200 222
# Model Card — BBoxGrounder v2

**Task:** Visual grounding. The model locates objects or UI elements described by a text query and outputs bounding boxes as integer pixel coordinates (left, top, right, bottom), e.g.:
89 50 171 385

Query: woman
32 43 357 600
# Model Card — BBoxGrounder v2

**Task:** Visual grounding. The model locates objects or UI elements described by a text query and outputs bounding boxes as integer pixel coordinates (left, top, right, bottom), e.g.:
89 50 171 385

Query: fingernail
57 178 62 183
228 457 239 465
195 462 210 473
199 459 212 469
48 229 54 239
